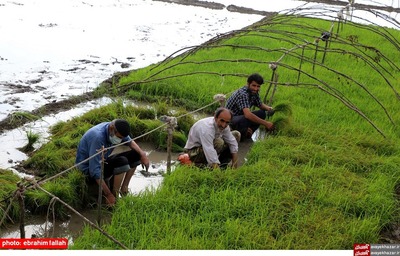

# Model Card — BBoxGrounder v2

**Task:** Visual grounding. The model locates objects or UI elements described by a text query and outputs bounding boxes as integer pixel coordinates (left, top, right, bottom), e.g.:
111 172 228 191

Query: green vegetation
2 13 400 249
18 130 40 153
71 14 400 249
7 111 39 126
0 170 21 225
0 100 195 222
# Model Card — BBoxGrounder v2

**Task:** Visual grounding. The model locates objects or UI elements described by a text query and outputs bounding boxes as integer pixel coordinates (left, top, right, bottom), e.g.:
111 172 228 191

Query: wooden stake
17 182 25 239
98 146 105 224
166 125 173 175
297 46 305 84
313 39 319 73
264 63 277 104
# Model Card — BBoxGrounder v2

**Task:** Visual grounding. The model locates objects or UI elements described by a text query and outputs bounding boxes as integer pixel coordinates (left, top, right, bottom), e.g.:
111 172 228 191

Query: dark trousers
86 149 141 187
230 109 266 140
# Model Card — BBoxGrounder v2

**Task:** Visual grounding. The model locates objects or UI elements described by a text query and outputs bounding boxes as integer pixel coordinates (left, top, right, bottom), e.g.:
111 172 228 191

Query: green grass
2 13 400 249
70 14 400 249
7 112 39 125
18 130 40 153
0 170 22 226
114 15 399 138
1 101 195 222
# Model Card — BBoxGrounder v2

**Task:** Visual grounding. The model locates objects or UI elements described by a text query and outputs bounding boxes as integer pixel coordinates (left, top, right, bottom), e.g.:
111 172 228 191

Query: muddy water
0 140 253 244
0 144 177 242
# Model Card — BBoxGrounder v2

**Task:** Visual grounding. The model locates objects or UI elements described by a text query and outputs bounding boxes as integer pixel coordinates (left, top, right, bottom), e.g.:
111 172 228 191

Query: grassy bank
1 12 400 249
71 14 400 249
0 101 195 223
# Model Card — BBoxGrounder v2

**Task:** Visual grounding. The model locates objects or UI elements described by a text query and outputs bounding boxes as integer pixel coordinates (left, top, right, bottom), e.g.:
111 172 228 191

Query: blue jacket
75 122 130 179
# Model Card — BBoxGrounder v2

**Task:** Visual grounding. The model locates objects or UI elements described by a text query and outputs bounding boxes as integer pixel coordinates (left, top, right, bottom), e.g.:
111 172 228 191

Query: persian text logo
354 244 370 256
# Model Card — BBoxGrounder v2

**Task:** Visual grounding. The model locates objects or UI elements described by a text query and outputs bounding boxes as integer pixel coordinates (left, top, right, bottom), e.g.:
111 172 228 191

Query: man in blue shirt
226 73 274 141
76 119 150 206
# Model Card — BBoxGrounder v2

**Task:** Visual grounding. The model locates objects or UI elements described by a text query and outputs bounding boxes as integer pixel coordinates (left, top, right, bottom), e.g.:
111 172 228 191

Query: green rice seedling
65 170 87 207
271 116 291 134
49 121 66 135
0 169 21 226
22 146 75 177
175 111 195 135
273 102 293 116
24 177 80 220
8 112 39 125
11 14 400 250
18 130 40 153
52 136 79 149
153 100 170 117
157 130 187 152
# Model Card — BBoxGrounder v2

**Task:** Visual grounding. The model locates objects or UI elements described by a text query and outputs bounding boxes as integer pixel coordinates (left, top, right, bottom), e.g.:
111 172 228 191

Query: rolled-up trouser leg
105 149 141 191
214 132 240 167
213 137 225 154
231 130 241 143
186 147 207 167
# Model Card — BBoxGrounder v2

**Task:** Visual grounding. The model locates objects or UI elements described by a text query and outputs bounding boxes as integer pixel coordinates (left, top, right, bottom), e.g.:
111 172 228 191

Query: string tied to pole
269 62 278 71
213 94 226 107
159 115 178 174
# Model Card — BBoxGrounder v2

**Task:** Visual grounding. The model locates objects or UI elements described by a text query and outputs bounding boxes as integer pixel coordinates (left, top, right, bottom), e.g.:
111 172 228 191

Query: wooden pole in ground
166 124 173 175
268 66 279 106
213 94 226 108
16 182 25 239
264 63 277 104
160 116 177 175
313 38 319 73
297 46 305 84
97 146 105 224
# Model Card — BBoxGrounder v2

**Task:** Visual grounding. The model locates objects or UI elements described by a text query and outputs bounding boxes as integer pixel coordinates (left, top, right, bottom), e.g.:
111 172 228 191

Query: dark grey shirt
226 86 262 116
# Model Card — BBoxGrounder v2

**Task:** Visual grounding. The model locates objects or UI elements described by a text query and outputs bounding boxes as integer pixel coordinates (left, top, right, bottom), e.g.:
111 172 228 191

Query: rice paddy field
1 9 400 250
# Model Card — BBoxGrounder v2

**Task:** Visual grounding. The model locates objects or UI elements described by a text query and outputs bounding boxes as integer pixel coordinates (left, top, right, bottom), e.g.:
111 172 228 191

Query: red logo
354 244 370 256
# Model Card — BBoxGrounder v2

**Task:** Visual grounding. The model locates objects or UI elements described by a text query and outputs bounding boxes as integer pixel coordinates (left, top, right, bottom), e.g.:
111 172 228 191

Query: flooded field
0 139 253 244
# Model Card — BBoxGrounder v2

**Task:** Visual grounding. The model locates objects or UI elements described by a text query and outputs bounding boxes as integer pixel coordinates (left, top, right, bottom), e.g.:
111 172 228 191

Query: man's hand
265 121 274 131
140 154 150 172
104 193 116 206
267 108 275 118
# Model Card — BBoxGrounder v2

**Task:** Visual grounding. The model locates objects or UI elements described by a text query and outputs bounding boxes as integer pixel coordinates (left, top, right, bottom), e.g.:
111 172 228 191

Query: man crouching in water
184 107 240 169
76 119 150 206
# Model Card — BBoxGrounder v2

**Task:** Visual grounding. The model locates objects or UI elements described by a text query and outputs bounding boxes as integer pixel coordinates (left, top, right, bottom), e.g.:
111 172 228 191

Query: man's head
112 119 130 137
214 107 233 131
246 73 264 95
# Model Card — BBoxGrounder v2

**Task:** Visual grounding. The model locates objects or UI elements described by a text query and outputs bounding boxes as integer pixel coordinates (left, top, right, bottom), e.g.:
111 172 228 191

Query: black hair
247 73 264 85
113 119 130 137
214 107 233 119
